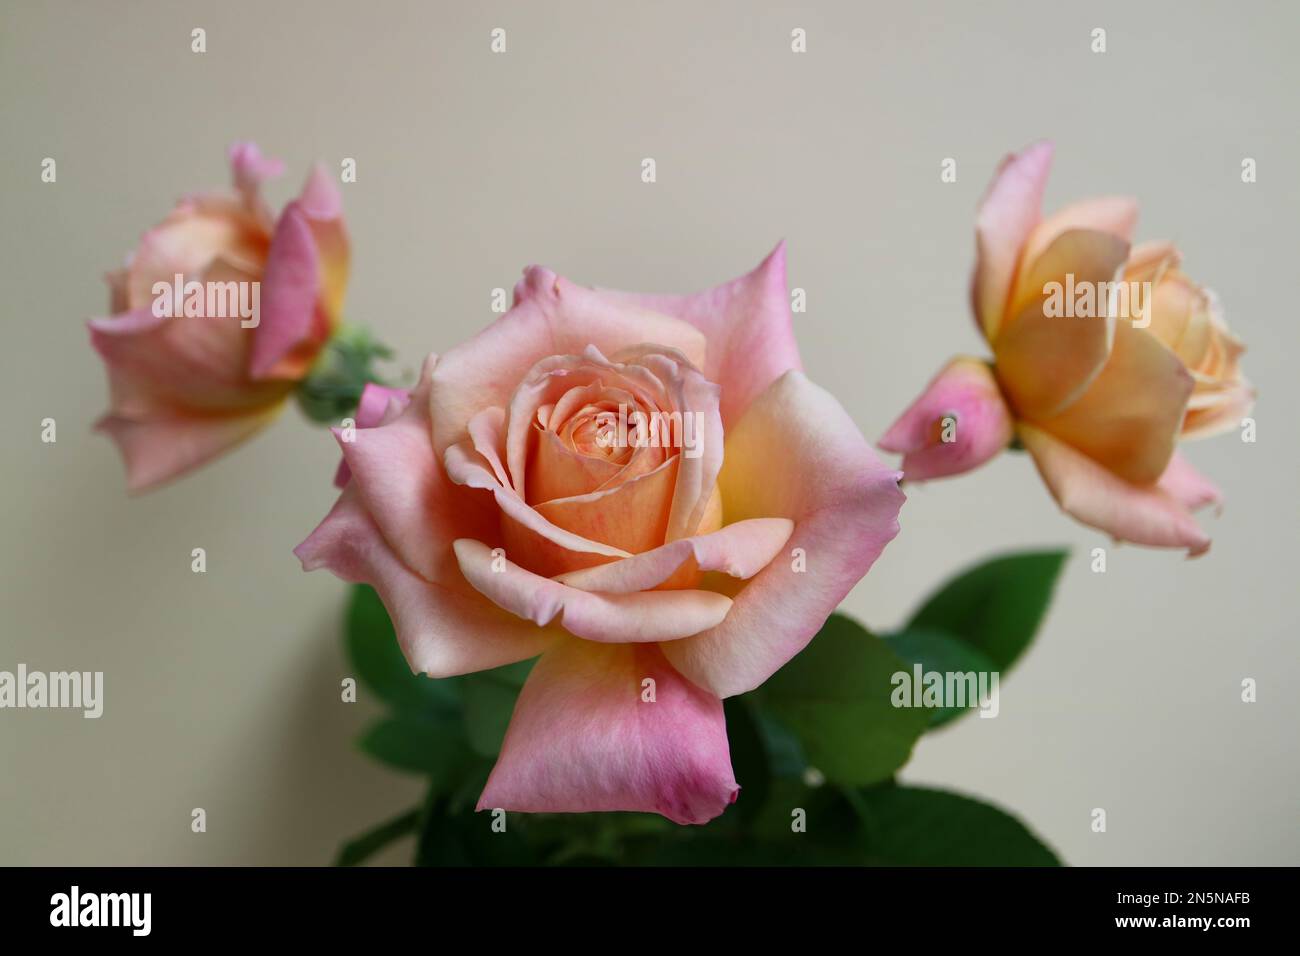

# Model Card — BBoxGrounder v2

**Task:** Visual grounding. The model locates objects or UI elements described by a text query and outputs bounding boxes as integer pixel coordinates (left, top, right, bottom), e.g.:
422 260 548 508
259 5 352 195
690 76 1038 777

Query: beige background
1 0 1296 865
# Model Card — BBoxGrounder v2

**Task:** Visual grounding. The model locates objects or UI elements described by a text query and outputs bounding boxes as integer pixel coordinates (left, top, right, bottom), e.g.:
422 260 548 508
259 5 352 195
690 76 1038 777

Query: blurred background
1 0 1296 865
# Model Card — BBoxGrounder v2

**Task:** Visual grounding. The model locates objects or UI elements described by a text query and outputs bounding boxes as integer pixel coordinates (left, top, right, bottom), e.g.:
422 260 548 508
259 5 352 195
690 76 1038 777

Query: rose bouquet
88 141 1251 866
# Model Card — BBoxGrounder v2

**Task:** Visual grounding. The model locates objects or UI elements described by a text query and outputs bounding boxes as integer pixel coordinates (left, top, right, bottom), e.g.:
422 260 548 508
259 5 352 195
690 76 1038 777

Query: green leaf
345 585 458 716
905 550 1068 671
356 714 471 777
883 628 1000 728
456 659 536 757
723 696 770 822
415 787 537 866
758 614 928 786
334 806 420 866
852 783 1061 866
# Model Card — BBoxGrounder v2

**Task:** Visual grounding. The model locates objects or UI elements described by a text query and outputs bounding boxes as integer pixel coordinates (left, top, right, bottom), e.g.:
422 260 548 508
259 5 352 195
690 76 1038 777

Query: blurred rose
90 143 349 491
297 244 904 823
880 142 1252 556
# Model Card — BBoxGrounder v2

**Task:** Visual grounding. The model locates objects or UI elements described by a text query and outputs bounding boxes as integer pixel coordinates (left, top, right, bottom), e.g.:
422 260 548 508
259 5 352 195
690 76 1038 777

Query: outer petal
1019 423 1211 556
878 356 1013 480
992 228 1129 419
251 204 319 379
334 361 497 585
1010 196 1138 313
89 305 286 413
972 140 1053 341
251 165 348 380
96 404 282 493
1158 452 1223 513
453 539 732 642
1182 381 1255 439
661 371 905 697
593 242 802 425
332 383 412 488
1029 319 1193 484
295 487 555 677
555 517 793 593
430 270 707 458
478 637 738 825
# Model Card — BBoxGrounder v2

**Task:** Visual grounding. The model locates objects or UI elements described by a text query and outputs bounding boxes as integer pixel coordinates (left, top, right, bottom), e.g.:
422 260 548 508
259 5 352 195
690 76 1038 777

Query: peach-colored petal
478 637 738 825
661 371 905 697
992 228 1128 419
95 404 282 494
593 242 802 425
1019 423 1211 556
878 356 1013 480
554 517 794 593
453 539 732 642
1182 380 1255 439
1030 319 1193 484
972 140 1053 341
531 457 679 560
430 269 706 458
89 306 286 414
1010 196 1138 314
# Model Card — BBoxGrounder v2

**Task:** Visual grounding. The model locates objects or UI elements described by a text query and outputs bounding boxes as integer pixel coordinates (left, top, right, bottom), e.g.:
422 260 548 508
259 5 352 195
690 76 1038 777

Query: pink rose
297 244 904 824
91 143 349 491
881 142 1252 556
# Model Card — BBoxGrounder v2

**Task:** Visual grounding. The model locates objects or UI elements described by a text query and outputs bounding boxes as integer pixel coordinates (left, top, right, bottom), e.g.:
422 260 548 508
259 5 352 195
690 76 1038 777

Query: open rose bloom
881 142 1253 556
297 244 905 823
90 143 349 491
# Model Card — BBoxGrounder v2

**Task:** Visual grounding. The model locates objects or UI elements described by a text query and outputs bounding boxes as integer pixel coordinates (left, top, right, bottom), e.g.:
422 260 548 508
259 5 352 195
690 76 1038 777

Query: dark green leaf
883 628 1000 727
905 550 1068 671
723 696 770 822
853 783 1061 866
759 614 928 786
356 714 471 777
334 806 420 866
456 659 535 757
415 788 537 866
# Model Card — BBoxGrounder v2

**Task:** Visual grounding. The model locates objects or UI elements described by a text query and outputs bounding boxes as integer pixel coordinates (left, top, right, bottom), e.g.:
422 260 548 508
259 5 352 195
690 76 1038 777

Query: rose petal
444 439 631 573
1019 423 1211 557
992 228 1129 419
878 356 1013 480
1011 196 1138 313
1028 319 1193 484
430 270 706 458
96 404 282 493
89 304 286 413
333 382 411 487
478 637 738 825
296 487 556 676
972 140 1054 341
554 517 794 593
661 371 905 697
335 358 498 584
1158 452 1223 513
593 241 802 426
453 539 732 642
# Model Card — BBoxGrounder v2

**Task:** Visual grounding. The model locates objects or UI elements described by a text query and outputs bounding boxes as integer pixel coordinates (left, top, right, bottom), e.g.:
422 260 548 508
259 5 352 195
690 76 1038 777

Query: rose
296 244 905 824
880 142 1252 556
90 143 349 491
